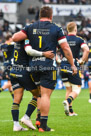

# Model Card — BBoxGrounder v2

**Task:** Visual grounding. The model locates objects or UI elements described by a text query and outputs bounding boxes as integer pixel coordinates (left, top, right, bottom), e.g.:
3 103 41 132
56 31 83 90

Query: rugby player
87 39 91 103
0 34 14 99
60 22 89 116
12 6 77 132
10 39 54 131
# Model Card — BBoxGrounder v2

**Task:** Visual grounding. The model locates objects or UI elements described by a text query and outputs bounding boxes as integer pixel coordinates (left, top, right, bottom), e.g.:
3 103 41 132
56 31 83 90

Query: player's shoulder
0 43 7 48
76 35 84 41
52 22 62 28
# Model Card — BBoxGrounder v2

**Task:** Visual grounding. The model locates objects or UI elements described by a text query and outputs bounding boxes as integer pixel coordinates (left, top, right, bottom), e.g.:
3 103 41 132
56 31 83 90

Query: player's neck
68 32 76 36
5 40 11 44
40 18 52 22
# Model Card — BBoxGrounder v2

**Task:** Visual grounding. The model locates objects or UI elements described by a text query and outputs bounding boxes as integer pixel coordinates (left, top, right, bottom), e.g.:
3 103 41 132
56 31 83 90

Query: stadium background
0 0 91 89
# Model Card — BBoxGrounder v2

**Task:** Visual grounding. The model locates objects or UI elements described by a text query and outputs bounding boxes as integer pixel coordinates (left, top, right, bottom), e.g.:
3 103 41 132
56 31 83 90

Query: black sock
67 96 74 105
0 88 3 92
40 116 48 129
36 109 41 120
11 103 19 121
90 93 91 99
26 97 37 118
69 106 73 113
10 90 14 99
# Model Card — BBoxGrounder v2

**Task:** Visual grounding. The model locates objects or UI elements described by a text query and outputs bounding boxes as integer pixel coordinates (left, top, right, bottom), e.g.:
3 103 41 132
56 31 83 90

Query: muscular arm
77 44 89 65
60 42 74 67
81 45 89 62
12 31 27 42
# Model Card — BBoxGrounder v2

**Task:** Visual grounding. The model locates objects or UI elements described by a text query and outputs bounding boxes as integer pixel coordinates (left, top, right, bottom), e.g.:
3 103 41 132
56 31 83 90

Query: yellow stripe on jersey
76 35 84 40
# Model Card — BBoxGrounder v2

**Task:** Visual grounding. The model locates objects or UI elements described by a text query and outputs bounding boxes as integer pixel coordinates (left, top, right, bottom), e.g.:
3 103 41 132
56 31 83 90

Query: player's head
39 6 53 20
67 22 77 34
5 34 12 42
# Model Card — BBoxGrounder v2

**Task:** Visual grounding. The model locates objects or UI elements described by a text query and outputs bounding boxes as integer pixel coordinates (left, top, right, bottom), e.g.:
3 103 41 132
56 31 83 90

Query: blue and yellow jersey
21 21 66 70
1 43 14 66
12 40 30 67
60 35 86 72
61 35 86 60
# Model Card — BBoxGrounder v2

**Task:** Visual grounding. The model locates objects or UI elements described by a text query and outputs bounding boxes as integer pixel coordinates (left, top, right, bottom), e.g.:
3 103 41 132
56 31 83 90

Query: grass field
0 89 91 136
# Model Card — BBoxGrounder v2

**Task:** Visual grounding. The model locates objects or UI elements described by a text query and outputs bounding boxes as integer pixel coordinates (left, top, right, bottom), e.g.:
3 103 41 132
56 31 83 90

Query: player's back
61 35 84 60
1 43 14 66
23 21 64 70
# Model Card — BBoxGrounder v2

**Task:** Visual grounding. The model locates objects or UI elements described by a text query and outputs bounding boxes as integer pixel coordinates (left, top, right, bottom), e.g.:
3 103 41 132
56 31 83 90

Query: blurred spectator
86 19 91 28
67 0 75 4
35 6 40 21
84 70 89 88
3 21 9 32
25 18 30 26
41 0 91 4
0 25 3 37
76 9 84 20
27 6 35 14
0 9 4 19
81 0 86 4
43 0 50 4
50 0 60 3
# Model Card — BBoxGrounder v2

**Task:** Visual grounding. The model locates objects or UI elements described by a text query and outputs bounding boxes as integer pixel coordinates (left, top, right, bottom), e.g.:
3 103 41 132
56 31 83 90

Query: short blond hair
67 22 76 32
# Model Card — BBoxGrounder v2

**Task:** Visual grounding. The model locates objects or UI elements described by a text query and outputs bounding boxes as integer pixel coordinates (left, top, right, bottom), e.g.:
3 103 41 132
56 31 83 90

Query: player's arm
59 41 77 75
25 45 54 59
60 42 75 65
12 31 27 42
77 43 89 65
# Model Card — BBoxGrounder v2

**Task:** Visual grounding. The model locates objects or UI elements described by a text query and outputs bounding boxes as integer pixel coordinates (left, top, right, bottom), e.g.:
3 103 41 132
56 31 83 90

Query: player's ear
50 16 52 21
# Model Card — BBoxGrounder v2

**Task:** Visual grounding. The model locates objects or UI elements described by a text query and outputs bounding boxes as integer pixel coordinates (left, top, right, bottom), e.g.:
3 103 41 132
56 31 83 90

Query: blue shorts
31 70 57 90
60 63 81 85
10 70 37 91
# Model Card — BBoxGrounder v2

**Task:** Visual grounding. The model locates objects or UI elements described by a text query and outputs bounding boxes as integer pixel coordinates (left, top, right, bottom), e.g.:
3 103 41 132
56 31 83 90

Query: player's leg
39 70 56 132
8 83 14 99
7 80 14 98
88 76 91 103
36 95 41 129
65 85 74 115
39 86 54 132
63 82 72 116
20 72 39 130
10 73 28 131
21 89 39 130
68 84 81 116
11 87 28 131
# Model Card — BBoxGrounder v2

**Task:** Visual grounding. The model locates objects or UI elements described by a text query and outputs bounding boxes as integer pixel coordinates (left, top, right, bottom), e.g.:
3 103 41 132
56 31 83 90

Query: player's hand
43 51 54 59
71 65 77 75
76 58 85 65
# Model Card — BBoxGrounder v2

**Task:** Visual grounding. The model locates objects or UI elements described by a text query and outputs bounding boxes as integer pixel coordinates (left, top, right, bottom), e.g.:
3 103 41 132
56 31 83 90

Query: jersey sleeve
24 39 31 49
21 25 29 35
57 26 67 45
